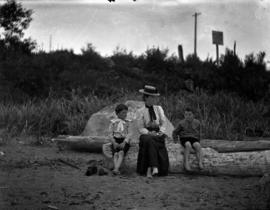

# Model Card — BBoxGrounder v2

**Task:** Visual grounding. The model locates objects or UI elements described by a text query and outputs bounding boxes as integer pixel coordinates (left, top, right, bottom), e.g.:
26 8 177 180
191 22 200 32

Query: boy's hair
184 107 194 113
115 104 128 114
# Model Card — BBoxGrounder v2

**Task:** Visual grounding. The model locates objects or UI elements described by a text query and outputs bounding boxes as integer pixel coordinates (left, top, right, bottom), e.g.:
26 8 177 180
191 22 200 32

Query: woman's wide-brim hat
139 85 160 96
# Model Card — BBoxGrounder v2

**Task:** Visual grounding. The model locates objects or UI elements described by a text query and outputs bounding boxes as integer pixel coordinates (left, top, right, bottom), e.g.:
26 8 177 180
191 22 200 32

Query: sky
1 0 270 63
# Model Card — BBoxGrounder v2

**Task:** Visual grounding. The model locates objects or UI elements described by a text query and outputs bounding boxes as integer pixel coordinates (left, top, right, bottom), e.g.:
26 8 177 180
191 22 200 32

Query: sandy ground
0 138 269 210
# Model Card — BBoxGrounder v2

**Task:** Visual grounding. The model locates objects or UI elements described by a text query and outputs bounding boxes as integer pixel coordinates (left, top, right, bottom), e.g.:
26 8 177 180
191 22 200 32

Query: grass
0 90 269 141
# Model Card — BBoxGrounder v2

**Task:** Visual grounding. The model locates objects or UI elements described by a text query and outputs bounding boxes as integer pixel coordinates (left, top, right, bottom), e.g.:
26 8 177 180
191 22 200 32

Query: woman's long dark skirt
136 134 169 176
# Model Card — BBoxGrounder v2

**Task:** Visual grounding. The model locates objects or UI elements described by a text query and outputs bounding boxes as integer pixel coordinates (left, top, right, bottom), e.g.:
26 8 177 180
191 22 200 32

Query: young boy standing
172 107 203 171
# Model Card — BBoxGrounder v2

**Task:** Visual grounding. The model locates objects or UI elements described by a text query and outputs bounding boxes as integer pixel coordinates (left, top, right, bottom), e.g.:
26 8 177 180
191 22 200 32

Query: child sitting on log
109 104 131 175
172 107 203 171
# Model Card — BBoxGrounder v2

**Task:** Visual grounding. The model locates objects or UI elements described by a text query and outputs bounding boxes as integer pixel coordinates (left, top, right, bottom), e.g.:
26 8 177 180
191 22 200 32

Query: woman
136 85 169 178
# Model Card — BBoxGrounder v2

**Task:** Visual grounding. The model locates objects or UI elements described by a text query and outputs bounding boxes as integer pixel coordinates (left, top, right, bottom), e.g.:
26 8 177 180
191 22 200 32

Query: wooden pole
177 45 184 63
49 35 52 52
216 44 219 65
192 12 201 57
233 41 236 56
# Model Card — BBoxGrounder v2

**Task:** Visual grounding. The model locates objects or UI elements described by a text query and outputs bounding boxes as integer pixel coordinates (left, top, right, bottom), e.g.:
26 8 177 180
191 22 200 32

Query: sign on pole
212 31 223 45
212 30 223 65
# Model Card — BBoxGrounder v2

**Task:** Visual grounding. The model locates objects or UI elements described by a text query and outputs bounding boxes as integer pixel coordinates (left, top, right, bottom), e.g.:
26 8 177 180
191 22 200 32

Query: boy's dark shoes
97 166 109 176
85 165 98 176
85 160 111 176
85 160 98 176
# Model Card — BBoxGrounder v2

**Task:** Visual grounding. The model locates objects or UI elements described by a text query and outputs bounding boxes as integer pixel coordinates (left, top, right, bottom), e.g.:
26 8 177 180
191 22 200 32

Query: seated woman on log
136 85 169 178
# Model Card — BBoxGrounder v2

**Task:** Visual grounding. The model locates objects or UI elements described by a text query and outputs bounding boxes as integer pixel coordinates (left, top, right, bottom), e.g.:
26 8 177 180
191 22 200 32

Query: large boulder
81 100 174 143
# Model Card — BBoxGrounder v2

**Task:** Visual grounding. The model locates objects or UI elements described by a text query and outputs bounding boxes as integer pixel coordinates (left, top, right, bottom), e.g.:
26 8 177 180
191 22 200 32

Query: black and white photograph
0 0 270 209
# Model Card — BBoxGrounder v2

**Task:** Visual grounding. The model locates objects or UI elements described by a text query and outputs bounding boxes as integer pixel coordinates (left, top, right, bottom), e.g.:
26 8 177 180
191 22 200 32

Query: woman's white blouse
137 105 166 135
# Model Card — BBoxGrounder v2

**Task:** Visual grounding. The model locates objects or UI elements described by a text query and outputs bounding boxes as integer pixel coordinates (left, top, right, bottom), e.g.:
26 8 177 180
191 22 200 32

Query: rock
81 100 174 142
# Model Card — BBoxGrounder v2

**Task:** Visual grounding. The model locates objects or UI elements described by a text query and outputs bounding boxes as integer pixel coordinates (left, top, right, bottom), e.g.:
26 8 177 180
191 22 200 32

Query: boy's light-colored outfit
109 118 131 143
109 118 131 155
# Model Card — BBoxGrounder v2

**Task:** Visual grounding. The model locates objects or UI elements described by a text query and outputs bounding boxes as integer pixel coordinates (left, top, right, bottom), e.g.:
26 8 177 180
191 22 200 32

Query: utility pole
49 34 52 52
192 12 201 57
233 41 236 56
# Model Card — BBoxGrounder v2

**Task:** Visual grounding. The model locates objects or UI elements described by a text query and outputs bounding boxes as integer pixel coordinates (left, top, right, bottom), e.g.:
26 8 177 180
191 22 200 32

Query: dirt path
0 139 268 210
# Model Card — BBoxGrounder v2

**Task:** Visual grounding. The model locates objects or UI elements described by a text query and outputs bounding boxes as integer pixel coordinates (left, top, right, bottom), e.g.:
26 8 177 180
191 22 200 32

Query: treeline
1 0 269 103
0 42 269 103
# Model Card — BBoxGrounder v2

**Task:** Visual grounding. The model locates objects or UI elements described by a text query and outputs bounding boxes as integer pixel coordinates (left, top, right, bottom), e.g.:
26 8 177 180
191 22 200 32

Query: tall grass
161 90 268 140
0 90 269 140
0 92 112 138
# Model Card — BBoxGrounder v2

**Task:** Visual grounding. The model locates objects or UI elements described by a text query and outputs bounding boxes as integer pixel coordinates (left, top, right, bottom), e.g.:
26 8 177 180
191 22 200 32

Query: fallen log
53 136 270 153
124 144 270 176
52 136 270 176
201 139 270 153
243 136 270 141
52 136 109 153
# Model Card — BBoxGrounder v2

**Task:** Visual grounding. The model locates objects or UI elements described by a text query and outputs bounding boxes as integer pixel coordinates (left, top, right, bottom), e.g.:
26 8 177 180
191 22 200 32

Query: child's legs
113 152 118 169
184 141 192 170
193 142 203 168
115 150 124 171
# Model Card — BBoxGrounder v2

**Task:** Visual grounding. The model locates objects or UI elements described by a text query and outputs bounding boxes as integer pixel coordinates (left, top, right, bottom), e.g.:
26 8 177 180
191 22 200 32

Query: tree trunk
201 139 270 152
53 136 270 153
53 135 109 153
123 144 270 176
53 136 270 176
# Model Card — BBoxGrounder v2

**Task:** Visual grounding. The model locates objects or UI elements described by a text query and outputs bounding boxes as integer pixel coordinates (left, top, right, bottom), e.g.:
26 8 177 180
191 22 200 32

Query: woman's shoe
146 170 153 179
152 167 158 177
147 174 153 179
112 170 121 175
152 172 158 177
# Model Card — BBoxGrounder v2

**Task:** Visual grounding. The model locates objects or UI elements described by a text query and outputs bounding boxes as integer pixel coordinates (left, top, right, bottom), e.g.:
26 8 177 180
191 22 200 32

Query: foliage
0 0 33 39
0 0 36 55
0 2 269 102
0 91 268 140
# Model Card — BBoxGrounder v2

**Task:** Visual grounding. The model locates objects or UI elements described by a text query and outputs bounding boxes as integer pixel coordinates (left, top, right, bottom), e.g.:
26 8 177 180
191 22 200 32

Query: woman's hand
173 136 179 143
156 131 164 136
149 131 157 136
113 142 120 149
119 142 126 149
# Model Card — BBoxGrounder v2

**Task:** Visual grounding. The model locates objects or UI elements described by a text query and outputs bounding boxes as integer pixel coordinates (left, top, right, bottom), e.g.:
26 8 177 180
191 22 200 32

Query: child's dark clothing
111 137 130 155
173 118 201 147
179 137 199 147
